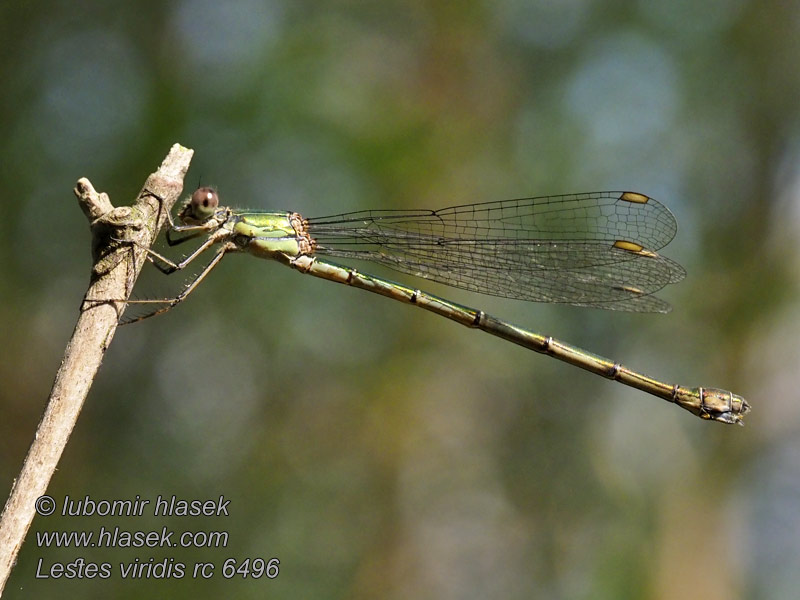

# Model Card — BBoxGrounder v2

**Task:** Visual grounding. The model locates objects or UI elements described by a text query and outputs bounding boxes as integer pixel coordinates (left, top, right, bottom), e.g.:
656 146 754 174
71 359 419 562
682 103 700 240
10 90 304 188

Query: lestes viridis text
116 188 750 425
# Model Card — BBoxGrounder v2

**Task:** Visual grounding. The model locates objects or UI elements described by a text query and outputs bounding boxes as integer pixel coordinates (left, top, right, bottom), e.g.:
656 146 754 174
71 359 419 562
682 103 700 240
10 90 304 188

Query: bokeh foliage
1 0 799 597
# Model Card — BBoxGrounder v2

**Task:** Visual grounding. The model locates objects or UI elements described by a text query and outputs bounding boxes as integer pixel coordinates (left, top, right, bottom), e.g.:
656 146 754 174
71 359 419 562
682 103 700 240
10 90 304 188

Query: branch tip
74 178 114 222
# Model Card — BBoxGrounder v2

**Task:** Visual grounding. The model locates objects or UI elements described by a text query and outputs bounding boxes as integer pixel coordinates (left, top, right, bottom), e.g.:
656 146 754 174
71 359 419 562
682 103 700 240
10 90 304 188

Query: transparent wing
307 191 685 313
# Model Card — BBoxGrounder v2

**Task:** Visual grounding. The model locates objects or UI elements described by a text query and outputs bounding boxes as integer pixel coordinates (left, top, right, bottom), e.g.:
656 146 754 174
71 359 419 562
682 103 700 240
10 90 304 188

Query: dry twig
0 144 194 595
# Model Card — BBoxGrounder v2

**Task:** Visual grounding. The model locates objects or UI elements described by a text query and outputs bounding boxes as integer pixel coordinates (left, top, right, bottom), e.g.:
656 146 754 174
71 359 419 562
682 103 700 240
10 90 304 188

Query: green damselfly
122 187 749 425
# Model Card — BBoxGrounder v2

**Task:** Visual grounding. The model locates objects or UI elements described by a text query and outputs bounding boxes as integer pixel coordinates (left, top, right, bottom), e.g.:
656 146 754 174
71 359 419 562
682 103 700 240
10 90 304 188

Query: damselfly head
180 186 219 224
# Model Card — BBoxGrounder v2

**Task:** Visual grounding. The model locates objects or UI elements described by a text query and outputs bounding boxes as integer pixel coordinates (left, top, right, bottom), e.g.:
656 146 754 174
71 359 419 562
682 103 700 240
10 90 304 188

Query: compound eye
190 187 219 220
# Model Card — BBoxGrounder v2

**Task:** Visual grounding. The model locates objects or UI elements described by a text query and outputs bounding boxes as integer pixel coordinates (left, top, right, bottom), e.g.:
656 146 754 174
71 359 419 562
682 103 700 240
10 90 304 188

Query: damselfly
121 188 750 424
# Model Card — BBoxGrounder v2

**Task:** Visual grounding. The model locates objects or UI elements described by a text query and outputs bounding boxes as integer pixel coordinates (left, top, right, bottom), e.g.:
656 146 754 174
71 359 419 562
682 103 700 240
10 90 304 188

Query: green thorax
229 211 303 258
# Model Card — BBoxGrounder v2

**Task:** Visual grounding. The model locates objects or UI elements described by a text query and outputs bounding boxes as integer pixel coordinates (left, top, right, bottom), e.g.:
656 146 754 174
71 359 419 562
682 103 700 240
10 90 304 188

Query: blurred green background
1 0 798 598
